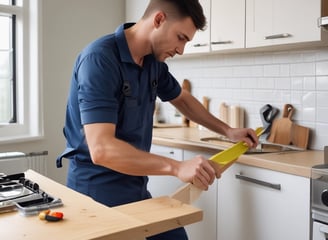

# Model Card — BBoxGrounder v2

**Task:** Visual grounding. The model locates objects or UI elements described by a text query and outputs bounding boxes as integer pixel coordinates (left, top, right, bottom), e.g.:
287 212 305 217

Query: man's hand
176 155 216 190
226 128 259 148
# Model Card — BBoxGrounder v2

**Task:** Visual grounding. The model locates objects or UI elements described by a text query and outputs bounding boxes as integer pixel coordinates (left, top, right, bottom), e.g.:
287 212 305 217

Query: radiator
0 151 48 175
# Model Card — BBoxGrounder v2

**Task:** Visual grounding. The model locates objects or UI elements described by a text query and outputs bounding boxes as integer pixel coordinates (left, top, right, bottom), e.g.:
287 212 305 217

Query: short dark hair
142 0 206 30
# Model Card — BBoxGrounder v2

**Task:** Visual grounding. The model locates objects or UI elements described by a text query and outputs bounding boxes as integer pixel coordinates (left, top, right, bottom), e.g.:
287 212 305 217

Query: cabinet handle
192 43 208 47
211 40 233 45
235 173 281 190
264 33 292 40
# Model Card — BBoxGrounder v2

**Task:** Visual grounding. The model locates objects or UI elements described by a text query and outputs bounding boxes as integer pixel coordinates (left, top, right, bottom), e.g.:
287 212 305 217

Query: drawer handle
192 43 208 47
264 33 292 40
211 40 233 45
235 173 281 190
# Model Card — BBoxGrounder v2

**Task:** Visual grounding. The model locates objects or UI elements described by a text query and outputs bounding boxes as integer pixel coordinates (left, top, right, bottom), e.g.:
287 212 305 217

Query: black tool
259 104 279 141
0 173 25 183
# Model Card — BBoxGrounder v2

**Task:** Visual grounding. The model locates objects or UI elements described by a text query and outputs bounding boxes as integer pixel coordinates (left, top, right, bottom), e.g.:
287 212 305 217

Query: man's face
151 16 197 62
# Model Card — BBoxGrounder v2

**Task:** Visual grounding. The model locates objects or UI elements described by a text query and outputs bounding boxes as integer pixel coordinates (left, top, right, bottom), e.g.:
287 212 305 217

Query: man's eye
178 35 186 41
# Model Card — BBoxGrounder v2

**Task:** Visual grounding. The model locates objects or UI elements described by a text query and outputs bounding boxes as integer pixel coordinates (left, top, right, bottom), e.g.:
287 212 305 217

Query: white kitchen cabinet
126 0 327 55
217 163 310 240
148 145 184 197
246 0 322 48
183 150 217 240
184 0 211 54
210 0 245 51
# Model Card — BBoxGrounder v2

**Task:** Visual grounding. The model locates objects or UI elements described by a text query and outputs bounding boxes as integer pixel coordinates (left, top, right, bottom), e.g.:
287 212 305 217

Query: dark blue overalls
57 23 188 240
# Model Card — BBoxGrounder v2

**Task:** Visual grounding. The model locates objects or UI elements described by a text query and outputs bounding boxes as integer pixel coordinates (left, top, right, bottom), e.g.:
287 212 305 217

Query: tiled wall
160 47 328 150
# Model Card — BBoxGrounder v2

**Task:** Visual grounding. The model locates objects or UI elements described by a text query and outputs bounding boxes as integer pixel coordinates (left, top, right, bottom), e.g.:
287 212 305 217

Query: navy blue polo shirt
56 23 181 206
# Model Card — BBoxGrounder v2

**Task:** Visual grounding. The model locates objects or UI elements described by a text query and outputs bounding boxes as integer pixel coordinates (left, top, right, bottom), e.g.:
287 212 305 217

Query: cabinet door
148 145 184 197
246 0 321 48
184 0 211 54
217 163 310 240
211 0 245 51
183 150 217 240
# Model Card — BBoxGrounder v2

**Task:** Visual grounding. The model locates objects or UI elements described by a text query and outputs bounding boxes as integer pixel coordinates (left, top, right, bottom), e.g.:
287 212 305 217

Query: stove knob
322 189 328 206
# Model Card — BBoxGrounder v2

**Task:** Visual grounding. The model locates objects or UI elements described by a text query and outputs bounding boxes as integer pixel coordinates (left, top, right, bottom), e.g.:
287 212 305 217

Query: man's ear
153 11 166 28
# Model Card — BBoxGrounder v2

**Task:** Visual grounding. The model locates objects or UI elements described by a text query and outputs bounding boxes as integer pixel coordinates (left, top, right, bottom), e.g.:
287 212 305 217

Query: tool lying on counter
171 127 264 204
0 172 63 215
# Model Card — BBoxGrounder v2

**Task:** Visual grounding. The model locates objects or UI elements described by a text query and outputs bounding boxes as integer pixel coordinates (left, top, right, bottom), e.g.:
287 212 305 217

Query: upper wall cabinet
211 0 245 51
126 0 328 55
246 0 322 48
184 0 211 54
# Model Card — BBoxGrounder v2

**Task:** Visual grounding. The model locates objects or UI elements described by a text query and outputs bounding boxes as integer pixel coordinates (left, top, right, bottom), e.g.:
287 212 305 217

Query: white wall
163 48 328 150
0 0 125 184
125 0 148 22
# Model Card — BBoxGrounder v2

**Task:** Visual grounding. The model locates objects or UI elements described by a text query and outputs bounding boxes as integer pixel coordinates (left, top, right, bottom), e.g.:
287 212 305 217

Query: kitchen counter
152 127 324 178
0 170 202 240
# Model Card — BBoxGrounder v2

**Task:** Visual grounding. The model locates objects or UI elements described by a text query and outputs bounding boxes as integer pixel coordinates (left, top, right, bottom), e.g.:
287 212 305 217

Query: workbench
0 170 202 240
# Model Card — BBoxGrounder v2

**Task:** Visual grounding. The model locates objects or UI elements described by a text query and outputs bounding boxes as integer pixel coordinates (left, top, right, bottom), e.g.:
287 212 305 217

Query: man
57 0 258 239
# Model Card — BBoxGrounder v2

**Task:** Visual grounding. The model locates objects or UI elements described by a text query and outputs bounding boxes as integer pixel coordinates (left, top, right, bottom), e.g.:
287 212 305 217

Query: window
0 0 16 124
0 0 42 143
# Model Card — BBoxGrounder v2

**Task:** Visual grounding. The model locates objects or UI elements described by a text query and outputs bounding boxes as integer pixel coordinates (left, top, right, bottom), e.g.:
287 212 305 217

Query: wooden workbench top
0 170 202 240
152 127 324 178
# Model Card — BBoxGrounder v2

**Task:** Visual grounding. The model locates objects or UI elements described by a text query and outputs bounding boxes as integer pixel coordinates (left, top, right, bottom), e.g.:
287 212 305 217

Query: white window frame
0 0 43 143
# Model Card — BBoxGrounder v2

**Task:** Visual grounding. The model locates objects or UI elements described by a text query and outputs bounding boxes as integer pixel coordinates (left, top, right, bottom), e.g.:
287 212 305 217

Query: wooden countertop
152 127 324 178
0 170 202 240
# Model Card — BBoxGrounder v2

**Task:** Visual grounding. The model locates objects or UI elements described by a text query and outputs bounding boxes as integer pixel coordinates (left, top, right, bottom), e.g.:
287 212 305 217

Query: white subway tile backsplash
258 78 275 89
302 50 316 62
241 77 258 89
291 77 303 90
303 107 316 122
316 61 328 75
317 76 328 90
279 64 290 76
264 65 280 77
254 53 274 64
226 78 241 88
302 92 316 107
275 77 291 90
304 77 316 90
316 50 328 61
317 108 328 123
250 65 263 77
232 66 251 77
291 91 303 105
290 62 316 76
165 47 328 150
317 92 328 107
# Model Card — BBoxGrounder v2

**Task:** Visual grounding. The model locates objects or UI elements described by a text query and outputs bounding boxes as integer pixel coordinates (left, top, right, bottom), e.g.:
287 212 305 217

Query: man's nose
176 44 186 55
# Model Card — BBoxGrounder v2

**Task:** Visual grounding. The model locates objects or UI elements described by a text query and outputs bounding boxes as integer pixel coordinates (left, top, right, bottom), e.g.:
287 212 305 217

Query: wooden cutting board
268 104 310 149
291 123 310 149
181 79 191 127
268 104 294 145
219 102 229 124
